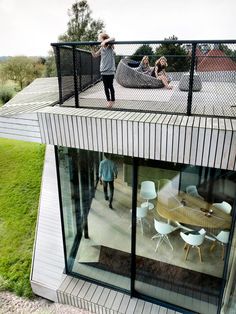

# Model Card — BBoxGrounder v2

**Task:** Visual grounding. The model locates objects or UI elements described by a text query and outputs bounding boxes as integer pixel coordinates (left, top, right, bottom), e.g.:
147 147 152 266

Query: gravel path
0 292 92 314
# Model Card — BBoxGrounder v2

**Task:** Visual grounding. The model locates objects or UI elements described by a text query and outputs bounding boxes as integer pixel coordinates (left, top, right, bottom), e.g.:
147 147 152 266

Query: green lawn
0 138 45 298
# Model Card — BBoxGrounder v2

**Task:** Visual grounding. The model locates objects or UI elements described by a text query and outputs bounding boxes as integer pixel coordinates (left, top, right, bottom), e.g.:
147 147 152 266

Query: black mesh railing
53 45 101 106
53 46 74 103
52 40 236 118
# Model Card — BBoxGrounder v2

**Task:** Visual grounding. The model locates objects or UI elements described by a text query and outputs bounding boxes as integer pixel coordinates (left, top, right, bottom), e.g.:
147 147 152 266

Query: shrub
0 85 14 104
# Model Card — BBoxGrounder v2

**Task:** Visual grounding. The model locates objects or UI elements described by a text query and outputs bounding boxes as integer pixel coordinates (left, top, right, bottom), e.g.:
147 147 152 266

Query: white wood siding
0 77 59 143
30 145 65 301
0 113 42 143
37 107 236 171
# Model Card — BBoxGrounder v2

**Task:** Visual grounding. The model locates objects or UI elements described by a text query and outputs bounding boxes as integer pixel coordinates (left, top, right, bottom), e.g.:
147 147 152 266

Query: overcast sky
0 0 235 57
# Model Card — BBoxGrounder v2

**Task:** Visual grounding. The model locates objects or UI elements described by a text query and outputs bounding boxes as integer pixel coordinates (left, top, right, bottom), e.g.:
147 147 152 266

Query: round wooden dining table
156 192 231 230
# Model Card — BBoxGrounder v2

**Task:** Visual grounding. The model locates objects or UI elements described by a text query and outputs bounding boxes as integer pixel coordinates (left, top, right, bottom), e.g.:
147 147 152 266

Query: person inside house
151 56 173 89
136 55 152 75
91 33 116 108
99 153 118 209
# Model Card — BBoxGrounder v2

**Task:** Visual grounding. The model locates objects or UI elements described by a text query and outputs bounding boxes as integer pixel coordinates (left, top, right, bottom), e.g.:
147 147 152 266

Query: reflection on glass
58 147 78 261
135 162 234 314
57 148 235 313
58 148 131 291
224 225 236 312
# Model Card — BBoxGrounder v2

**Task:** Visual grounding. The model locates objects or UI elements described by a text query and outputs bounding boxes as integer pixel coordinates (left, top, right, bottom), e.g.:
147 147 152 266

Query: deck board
77 80 236 117
30 145 65 294
0 77 235 119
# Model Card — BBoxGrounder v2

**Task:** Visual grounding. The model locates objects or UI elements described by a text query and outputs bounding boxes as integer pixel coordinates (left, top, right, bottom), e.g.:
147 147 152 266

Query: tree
155 35 190 72
131 44 155 63
219 44 236 59
44 50 57 77
59 0 105 43
132 44 154 58
1 56 45 90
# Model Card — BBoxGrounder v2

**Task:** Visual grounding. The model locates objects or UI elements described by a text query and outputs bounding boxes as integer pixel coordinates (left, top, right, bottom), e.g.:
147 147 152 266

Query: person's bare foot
107 101 115 108
165 85 173 90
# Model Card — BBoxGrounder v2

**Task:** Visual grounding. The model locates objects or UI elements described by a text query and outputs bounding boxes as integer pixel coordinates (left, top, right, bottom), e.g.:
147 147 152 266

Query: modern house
0 39 236 314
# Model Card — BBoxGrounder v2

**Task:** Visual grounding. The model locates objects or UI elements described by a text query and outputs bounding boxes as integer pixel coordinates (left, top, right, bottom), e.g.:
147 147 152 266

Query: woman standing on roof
92 33 116 108
151 56 173 89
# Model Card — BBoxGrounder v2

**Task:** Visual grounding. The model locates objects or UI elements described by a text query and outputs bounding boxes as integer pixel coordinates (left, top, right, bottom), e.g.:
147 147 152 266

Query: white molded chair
186 185 204 199
130 206 150 235
152 219 176 251
136 206 150 235
180 228 206 262
212 201 232 214
140 181 157 210
210 230 230 260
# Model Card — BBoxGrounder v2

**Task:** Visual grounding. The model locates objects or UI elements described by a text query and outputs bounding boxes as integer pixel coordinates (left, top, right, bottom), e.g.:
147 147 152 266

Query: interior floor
74 168 225 278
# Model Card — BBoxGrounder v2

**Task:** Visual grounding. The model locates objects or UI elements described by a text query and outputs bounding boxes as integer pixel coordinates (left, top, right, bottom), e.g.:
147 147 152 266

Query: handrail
51 39 236 47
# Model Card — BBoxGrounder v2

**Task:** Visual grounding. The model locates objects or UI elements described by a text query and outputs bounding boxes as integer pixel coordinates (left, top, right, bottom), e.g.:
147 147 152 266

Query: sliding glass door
57 147 132 291
134 159 235 314
56 147 236 313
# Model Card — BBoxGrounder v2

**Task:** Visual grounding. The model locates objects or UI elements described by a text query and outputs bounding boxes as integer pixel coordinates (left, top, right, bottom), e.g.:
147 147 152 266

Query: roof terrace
52 39 236 118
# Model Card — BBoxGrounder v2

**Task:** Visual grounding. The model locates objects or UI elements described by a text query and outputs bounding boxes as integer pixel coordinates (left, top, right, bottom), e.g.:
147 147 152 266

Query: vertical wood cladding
37 110 236 171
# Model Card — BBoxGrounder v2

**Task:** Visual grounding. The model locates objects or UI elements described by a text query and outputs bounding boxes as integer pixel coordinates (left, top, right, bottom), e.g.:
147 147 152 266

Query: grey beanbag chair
115 58 164 88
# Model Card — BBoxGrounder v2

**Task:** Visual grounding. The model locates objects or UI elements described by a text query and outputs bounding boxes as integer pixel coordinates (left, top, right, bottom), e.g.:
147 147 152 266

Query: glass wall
57 147 236 313
58 147 79 263
221 224 236 313
135 160 235 314
57 147 132 291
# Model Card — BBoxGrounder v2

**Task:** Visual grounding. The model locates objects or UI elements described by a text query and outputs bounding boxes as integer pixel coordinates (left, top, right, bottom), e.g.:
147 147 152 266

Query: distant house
197 48 236 71
0 39 236 314
195 47 205 67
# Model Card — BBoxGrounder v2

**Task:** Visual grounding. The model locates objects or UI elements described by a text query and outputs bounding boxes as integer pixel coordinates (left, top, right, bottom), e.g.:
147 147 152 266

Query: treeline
1 0 235 107
0 54 56 89
0 54 56 105
0 0 105 106
130 36 191 72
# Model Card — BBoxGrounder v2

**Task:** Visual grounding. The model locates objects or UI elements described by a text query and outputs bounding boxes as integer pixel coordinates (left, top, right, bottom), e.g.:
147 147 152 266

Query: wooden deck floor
63 80 236 118
57 275 182 314
1 77 235 119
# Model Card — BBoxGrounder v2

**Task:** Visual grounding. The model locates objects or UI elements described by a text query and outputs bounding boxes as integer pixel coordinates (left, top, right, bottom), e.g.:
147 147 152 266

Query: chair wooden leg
221 245 225 260
185 244 190 260
210 241 216 251
184 243 187 250
197 246 203 263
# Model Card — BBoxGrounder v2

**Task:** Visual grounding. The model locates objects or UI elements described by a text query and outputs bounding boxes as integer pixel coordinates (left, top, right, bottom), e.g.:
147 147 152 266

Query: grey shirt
100 47 116 75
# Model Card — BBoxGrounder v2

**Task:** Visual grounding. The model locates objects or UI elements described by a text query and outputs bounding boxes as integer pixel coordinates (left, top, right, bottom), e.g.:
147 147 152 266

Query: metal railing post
72 46 79 108
91 52 93 85
79 51 82 91
187 43 197 116
55 46 63 106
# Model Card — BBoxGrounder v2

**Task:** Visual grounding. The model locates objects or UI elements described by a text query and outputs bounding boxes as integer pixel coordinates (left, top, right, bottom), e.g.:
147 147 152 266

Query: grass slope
0 139 45 298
